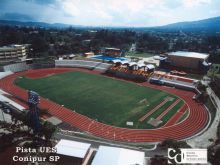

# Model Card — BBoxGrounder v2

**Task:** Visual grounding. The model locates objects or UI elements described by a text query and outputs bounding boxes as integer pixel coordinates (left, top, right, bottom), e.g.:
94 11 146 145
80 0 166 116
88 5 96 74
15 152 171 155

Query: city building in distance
0 44 29 64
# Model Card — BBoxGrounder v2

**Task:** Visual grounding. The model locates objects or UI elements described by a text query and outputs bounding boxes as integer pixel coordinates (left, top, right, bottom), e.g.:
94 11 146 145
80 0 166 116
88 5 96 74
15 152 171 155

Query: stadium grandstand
3 62 31 72
55 59 112 73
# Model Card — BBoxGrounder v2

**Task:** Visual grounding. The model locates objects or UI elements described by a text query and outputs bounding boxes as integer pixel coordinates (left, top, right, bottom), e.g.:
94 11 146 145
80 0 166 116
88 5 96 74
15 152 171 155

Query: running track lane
0 68 209 143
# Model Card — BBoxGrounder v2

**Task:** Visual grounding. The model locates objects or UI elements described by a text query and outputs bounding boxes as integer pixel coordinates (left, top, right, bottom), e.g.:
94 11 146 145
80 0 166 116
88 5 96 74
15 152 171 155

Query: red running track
162 104 188 128
0 68 209 142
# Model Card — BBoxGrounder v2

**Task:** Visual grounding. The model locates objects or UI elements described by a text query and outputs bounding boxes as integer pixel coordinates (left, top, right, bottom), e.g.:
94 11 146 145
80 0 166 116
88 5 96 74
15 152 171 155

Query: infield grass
15 71 184 129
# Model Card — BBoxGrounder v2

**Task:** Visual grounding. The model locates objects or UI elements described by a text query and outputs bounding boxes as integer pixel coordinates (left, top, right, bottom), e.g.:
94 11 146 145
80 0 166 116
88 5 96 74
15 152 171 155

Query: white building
0 44 29 63
91 146 145 165
164 51 210 70
55 139 91 164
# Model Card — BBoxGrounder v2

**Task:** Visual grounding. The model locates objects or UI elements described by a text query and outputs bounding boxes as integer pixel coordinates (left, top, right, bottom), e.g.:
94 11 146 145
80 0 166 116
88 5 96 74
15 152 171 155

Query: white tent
153 55 166 60
69 54 76 58
137 63 146 68
146 64 155 70
121 60 130 65
128 62 137 66
91 146 145 165
55 139 91 158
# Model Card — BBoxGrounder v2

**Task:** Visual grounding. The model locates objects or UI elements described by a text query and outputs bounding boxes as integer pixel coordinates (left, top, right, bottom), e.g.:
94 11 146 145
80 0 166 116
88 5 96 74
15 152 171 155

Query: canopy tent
120 60 130 65
137 63 146 68
146 64 155 70
128 62 137 66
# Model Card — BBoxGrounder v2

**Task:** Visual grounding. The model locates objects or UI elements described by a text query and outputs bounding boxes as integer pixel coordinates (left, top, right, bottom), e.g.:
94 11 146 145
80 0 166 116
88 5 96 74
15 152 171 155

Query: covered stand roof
55 139 91 158
91 146 145 165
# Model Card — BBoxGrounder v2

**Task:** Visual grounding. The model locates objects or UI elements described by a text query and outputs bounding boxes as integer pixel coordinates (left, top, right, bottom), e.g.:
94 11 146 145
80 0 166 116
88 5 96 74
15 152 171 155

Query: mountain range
157 16 220 32
0 16 220 33
0 20 82 29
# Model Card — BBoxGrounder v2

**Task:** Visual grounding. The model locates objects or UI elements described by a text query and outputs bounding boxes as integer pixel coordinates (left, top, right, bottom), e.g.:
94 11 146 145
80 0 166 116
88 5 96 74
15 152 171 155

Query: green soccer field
15 71 184 129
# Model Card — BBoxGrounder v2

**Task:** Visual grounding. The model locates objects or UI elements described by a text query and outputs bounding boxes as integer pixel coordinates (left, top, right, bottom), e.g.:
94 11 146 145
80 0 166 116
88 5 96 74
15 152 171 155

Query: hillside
0 16 220 33
157 16 220 33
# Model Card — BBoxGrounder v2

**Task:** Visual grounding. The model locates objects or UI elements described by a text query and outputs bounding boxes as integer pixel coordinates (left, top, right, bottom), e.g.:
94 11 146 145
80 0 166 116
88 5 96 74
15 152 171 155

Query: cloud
182 0 212 8
0 13 34 21
24 0 54 5
0 0 219 26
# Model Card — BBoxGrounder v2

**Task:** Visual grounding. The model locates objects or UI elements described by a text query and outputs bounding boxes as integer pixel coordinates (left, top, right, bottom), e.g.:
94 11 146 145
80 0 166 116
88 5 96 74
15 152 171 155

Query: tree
196 81 207 92
31 35 49 53
150 155 168 165
159 139 191 149
42 121 56 141
208 146 220 165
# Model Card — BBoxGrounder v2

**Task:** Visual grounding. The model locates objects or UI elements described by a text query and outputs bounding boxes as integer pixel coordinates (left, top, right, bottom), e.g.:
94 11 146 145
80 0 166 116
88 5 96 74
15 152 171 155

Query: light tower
28 90 40 134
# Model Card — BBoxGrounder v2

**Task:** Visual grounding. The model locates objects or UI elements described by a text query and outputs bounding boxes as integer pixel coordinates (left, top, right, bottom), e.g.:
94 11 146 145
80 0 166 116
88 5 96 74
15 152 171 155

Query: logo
168 148 182 164
168 148 207 164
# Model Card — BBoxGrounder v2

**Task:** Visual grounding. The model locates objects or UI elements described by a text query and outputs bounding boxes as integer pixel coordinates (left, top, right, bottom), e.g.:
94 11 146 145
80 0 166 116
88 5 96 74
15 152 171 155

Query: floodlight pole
28 90 40 135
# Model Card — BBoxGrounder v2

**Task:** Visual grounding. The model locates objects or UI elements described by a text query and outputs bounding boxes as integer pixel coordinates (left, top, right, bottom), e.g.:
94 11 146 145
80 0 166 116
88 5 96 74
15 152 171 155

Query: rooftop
105 47 120 51
167 51 209 59
0 44 24 51
55 139 91 158
91 146 145 165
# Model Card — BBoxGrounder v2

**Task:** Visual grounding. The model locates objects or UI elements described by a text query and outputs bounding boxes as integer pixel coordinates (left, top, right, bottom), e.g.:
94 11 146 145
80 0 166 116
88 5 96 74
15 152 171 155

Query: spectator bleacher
3 63 30 72
55 60 112 73
150 72 198 91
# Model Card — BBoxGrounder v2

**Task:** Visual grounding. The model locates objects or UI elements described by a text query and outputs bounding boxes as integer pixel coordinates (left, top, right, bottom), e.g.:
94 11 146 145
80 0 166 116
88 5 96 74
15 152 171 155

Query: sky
0 0 220 27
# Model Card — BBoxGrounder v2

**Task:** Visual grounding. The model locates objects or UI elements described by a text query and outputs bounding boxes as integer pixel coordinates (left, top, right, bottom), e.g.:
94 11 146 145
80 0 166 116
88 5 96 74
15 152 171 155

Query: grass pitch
15 71 184 129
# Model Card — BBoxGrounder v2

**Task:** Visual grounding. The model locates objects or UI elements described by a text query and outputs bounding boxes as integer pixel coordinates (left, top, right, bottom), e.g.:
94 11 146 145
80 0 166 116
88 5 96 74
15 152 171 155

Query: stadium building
55 139 91 165
0 44 29 64
160 51 210 73
91 146 145 165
